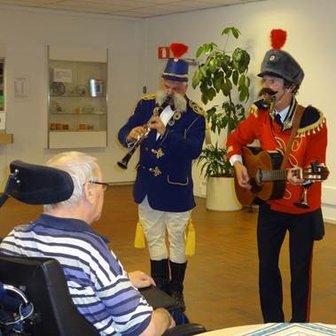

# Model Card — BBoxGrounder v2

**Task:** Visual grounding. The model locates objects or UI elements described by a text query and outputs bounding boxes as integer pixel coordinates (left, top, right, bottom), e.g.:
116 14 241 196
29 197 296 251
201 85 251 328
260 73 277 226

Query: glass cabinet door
48 47 108 149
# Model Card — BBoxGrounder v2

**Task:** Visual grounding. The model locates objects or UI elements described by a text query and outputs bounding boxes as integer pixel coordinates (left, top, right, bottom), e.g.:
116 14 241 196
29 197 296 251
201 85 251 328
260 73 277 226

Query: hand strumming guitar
233 161 252 190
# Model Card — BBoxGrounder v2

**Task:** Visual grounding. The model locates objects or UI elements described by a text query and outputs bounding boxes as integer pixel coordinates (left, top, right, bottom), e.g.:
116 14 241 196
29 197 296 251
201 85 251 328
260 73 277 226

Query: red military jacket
226 99 328 214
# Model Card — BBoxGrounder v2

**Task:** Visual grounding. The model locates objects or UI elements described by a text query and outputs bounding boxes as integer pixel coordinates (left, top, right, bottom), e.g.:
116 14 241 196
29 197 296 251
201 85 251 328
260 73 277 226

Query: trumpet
117 96 173 170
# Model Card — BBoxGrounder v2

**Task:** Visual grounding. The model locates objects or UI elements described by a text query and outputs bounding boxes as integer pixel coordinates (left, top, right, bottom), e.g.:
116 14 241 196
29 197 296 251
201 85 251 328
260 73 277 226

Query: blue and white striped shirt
0 214 153 335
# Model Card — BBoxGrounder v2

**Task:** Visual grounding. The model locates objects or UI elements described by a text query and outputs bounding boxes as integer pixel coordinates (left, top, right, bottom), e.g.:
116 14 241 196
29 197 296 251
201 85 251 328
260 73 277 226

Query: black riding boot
169 261 187 312
150 259 169 292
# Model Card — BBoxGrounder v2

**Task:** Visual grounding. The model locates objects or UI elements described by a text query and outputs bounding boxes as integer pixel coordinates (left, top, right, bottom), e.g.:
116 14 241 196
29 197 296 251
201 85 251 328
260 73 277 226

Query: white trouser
138 197 191 263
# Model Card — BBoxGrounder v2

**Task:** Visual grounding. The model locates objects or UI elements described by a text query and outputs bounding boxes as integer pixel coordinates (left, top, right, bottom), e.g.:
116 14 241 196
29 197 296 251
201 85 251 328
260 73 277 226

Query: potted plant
192 26 251 211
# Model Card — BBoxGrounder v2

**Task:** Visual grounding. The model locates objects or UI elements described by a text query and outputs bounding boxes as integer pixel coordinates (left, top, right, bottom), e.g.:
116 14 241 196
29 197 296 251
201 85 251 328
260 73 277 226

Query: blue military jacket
118 94 206 212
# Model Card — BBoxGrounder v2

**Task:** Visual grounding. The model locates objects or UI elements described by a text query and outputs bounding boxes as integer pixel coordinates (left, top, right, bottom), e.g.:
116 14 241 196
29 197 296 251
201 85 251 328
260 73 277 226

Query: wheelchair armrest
163 323 207 336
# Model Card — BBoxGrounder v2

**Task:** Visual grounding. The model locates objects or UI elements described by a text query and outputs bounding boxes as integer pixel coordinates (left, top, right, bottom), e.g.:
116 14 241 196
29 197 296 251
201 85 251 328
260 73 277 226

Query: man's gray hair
44 151 99 211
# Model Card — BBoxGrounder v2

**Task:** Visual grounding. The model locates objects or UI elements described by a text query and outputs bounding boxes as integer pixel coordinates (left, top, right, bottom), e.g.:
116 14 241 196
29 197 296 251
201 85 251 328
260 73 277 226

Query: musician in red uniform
226 29 328 322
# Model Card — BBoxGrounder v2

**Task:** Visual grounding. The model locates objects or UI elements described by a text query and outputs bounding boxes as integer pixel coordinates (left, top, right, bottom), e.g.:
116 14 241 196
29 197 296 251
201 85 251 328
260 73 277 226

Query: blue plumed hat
162 43 189 82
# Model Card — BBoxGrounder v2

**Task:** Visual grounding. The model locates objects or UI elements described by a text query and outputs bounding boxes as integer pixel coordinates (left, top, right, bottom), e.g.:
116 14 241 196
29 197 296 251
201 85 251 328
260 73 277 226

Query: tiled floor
1 185 335 331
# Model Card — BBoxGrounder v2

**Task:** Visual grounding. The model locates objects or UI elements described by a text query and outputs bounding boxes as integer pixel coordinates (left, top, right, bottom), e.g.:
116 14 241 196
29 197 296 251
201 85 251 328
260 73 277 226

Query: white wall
145 0 336 222
0 0 335 221
0 5 145 188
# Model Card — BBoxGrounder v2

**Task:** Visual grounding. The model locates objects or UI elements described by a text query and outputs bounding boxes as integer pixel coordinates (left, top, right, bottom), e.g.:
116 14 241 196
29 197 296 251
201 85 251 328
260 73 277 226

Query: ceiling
0 0 267 18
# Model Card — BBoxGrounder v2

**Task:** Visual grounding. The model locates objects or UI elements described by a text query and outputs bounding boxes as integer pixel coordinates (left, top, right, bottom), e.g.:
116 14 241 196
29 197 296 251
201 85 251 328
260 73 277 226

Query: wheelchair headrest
0 160 74 206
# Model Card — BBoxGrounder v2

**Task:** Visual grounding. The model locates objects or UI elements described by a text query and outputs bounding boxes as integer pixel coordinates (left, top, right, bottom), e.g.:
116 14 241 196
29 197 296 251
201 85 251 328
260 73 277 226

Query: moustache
259 88 277 108
161 95 175 109
259 88 277 97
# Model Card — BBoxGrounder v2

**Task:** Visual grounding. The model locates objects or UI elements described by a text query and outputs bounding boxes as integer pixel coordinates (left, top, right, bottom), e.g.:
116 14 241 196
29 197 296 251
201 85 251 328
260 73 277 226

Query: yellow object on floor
134 218 195 256
134 222 146 248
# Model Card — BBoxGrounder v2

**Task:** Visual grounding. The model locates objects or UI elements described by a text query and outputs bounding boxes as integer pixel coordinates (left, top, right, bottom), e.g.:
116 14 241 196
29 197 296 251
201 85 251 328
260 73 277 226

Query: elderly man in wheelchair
0 152 206 336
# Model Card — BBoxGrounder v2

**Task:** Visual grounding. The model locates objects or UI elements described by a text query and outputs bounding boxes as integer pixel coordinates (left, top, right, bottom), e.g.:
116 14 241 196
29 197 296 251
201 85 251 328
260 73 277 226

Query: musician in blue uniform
118 44 206 311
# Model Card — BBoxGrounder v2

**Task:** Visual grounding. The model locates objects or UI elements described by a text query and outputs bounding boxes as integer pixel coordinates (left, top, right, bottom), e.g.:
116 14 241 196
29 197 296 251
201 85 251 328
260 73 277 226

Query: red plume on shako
169 43 189 59
162 43 189 82
270 29 287 50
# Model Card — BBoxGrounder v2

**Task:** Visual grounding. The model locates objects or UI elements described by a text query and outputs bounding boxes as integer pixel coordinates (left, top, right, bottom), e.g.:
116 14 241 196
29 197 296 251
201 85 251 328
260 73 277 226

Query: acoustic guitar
234 146 329 206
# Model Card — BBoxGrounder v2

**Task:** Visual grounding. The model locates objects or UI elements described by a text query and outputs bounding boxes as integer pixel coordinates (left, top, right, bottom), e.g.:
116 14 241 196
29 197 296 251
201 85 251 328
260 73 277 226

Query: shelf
50 95 105 98
49 131 107 149
49 112 106 115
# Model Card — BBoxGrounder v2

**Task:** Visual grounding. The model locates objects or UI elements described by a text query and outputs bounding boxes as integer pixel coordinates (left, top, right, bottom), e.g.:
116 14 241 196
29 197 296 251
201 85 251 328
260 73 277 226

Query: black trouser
257 203 315 322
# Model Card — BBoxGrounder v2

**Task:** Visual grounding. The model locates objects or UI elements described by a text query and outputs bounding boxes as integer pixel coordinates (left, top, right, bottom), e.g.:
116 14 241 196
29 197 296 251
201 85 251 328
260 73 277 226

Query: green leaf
222 27 231 36
213 71 224 92
196 45 204 58
221 26 241 39
208 57 217 73
231 27 241 39
191 69 201 89
238 74 246 86
239 86 249 102
232 70 238 86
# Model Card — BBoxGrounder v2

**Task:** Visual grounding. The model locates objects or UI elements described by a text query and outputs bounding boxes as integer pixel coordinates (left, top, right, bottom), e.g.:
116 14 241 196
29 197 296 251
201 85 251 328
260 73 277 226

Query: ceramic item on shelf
76 85 88 96
81 104 94 114
50 82 66 96
50 100 64 113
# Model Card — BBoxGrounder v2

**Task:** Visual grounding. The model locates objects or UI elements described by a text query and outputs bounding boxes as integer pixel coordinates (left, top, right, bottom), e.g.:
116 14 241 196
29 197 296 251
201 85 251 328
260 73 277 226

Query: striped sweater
0 214 153 335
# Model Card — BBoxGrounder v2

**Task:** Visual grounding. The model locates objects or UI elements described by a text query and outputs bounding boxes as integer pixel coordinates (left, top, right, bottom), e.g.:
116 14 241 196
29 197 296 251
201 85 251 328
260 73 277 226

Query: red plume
270 29 287 50
169 43 188 59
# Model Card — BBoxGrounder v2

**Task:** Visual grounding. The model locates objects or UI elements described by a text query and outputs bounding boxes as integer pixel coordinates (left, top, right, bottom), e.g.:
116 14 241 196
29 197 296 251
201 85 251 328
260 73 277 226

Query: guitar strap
280 104 305 169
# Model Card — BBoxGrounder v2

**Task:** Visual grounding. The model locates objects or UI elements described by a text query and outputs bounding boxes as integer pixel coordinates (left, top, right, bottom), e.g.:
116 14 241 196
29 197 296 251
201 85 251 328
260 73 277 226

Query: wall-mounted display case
0 60 3 112
48 46 108 149
0 59 5 130
0 57 13 144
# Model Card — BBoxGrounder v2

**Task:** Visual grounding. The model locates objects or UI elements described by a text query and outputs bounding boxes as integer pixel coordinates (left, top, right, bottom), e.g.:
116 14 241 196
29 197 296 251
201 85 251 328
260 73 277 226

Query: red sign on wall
157 47 170 59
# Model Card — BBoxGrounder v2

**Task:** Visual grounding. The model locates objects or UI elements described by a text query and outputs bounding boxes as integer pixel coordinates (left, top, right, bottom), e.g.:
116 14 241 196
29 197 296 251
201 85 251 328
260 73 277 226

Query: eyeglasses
88 181 111 192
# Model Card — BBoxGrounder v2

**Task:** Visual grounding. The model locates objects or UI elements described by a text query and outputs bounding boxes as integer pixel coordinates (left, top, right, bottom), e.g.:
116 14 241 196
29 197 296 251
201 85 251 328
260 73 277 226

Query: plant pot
206 176 242 211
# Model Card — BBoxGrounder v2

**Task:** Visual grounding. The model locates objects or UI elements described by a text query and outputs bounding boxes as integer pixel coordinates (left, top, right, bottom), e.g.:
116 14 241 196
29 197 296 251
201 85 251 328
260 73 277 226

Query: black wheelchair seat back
0 256 98 336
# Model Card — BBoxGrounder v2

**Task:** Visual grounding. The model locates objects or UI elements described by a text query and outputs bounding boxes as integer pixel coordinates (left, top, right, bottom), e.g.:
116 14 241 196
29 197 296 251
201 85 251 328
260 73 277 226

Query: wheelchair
0 160 206 336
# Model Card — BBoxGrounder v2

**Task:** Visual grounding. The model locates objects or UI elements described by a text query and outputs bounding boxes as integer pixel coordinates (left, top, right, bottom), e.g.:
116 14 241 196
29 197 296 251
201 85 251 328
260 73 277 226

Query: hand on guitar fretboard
293 162 329 181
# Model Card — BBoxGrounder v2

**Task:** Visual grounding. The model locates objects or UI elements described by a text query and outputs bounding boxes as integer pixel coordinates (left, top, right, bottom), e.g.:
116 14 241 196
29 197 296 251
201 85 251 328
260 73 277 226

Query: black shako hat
258 29 304 86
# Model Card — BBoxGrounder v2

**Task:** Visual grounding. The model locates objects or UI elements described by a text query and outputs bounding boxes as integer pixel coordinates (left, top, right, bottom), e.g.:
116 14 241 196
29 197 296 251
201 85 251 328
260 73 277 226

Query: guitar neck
259 169 288 182
260 167 327 182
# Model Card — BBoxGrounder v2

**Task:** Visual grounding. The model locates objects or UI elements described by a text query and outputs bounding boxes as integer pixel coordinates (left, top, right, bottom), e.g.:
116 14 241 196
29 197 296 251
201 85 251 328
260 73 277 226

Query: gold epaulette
189 100 206 117
248 104 259 118
141 93 156 101
189 100 209 143
297 109 326 137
